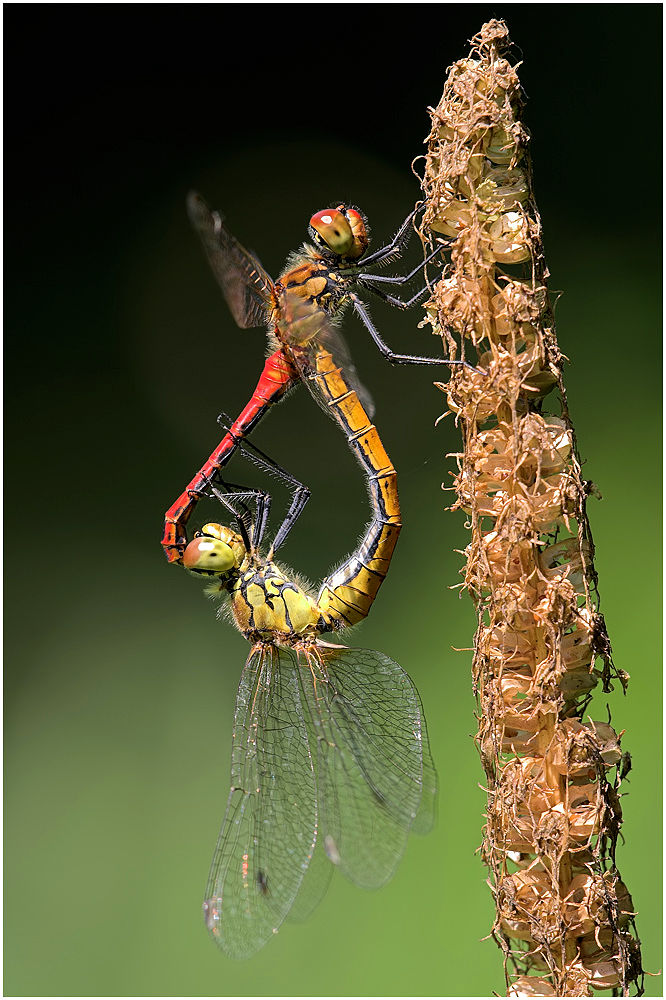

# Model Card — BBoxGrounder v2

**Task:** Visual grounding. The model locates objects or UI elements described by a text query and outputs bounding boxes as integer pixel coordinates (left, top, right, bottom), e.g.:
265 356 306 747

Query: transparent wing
300 644 437 890
284 832 334 924
203 644 318 959
187 191 274 329
280 291 376 421
316 321 376 421
411 703 438 837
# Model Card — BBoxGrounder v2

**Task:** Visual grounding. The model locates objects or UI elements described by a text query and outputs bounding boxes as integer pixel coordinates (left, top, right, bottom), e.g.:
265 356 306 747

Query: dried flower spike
419 20 643 998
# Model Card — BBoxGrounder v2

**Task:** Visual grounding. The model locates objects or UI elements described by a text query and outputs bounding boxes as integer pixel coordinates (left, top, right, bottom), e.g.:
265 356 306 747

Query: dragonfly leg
340 201 426 271
350 293 483 373
358 281 432 310
267 483 310 557
201 474 272 553
216 412 311 556
355 242 443 288
162 349 298 564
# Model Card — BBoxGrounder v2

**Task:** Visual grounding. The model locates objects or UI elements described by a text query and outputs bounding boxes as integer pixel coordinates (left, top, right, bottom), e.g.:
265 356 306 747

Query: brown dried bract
419 20 643 998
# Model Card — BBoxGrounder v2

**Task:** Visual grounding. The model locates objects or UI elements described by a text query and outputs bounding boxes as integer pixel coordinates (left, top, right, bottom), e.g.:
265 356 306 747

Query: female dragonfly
184 469 437 959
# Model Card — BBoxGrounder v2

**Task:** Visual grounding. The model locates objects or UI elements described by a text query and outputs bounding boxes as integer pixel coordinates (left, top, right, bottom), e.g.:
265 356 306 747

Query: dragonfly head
183 523 246 579
309 205 369 260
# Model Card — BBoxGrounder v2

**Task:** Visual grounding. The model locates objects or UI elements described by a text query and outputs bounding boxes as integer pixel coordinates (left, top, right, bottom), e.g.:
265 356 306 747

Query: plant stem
419 20 643 997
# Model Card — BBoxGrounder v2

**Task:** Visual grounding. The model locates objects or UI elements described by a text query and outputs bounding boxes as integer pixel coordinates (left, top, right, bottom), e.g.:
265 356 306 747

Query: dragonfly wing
317 321 376 421
281 293 376 421
284 832 334 924
187 191 274 329
411 705 438 836
203 644 318 959
301 644 437 890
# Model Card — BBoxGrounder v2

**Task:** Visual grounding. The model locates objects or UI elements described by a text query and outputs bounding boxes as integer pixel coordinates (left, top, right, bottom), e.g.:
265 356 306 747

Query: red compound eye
343 207 369 259
309 208 354 255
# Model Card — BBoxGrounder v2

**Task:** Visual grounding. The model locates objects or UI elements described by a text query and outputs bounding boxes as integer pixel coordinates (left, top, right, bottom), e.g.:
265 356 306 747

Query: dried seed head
420 19 642 996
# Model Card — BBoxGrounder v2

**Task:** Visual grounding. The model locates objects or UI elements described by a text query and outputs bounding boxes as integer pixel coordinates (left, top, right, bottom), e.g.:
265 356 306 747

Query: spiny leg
353 229 484 371
350 293 483 372
341 201 426 271
217 412 311 556
162 349 298 564
204 476 272 553
197 463 275 552
356 241 443 289
355 243 444 309
359 281 432 311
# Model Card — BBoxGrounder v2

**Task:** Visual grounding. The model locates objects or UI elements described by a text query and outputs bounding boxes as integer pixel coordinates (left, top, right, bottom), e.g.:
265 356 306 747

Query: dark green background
5 6 661 996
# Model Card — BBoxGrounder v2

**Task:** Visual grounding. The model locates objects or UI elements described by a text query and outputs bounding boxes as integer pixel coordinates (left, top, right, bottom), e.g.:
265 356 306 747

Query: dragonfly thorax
229 562 322 640
186 524 324 639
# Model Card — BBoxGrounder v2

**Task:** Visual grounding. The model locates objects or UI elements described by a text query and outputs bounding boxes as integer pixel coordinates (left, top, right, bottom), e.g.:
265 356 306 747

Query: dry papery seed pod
418 19 643 997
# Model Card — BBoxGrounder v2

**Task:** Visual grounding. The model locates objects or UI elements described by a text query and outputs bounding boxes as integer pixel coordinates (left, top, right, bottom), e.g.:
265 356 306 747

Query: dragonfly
183 474 437 959
163 192 471 565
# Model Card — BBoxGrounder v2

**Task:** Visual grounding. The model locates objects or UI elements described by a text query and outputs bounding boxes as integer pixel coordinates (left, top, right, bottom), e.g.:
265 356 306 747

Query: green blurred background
5 6 661 996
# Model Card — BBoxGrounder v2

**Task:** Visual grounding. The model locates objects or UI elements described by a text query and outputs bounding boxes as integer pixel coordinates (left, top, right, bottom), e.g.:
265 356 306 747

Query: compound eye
342 207 369 258
183 535 236 576
309 208 354 256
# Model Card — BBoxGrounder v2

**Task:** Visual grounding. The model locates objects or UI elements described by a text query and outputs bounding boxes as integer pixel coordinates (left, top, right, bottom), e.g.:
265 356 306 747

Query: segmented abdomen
310 346 401 628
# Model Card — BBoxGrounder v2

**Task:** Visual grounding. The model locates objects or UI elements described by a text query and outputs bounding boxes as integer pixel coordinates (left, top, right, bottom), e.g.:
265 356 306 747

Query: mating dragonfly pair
164 193 470 959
